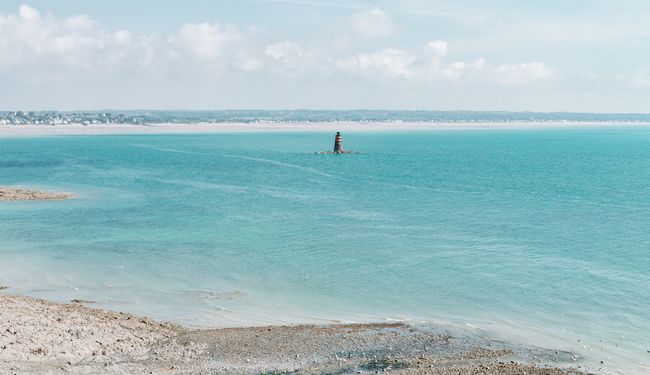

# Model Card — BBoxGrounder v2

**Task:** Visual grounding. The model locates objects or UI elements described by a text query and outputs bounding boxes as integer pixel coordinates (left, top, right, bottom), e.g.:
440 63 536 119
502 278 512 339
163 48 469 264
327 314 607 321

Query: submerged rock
70 299 96 304
314 150 361 155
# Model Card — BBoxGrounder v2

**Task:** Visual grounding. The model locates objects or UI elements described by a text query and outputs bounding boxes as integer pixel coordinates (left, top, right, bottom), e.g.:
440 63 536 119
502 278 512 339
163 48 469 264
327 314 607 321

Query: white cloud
169 23 267 75
266 41 304 63
426 40 448 62
351 7 394 38
335 41 556 87
0 5 558 89
0 5 251 76
627 70 650 89
265 40 331 75
18 4 39 22
337 48 415 79
335 40 479 82
442 58 485 80
492 62 556 86
62 14 96 30
172 23 241 59
0 5 148 70
238 57 262 72
113 30 131 45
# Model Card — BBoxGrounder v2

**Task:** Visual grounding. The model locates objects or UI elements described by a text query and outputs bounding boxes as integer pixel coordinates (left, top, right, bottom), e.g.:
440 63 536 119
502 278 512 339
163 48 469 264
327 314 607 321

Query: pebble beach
0 293 587 374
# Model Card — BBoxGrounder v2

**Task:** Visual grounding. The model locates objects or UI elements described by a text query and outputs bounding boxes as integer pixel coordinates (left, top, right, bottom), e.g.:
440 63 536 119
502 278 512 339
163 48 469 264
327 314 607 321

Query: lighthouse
333 132 343 153
315 132 358 154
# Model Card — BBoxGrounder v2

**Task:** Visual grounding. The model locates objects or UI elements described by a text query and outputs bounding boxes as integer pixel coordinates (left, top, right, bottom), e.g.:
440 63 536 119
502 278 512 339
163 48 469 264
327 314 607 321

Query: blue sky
1 1 649 111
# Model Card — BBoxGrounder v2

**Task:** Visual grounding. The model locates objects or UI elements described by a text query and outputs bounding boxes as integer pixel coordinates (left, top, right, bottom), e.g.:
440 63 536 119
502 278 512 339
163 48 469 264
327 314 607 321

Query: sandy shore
0 294 588 375
0 188 73 201
0 121 649 137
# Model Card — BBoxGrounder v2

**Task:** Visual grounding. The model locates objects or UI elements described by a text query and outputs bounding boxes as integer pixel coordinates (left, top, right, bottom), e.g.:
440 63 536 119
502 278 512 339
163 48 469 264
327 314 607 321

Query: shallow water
1 128 649 374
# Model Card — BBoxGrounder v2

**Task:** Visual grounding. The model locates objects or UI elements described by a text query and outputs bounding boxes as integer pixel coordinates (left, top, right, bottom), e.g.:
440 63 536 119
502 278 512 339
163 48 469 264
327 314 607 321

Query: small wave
182 290 245 301
154 178 248 193
130 143 205 155
223 154 336 178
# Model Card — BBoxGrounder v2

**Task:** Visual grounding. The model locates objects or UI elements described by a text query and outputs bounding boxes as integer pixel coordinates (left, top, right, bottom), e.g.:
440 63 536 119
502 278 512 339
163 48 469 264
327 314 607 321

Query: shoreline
0 293 587 375
1 121 650 136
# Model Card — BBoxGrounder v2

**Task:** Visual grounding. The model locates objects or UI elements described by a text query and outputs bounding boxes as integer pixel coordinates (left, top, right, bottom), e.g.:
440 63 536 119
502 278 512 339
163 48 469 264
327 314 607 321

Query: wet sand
0 294 587 374
0 188 72 201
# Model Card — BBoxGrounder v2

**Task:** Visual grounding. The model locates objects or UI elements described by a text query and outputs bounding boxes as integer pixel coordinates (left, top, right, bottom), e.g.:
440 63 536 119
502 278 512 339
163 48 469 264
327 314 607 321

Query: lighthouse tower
333 132 343 153
315 131 357 154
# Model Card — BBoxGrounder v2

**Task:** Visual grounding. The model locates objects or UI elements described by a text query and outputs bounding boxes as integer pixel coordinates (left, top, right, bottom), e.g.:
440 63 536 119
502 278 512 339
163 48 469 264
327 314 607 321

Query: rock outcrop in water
0 188 72 201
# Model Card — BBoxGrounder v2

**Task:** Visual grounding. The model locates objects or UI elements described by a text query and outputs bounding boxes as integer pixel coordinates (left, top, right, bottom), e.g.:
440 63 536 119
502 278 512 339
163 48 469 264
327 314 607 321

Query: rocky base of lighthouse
314 150 360 154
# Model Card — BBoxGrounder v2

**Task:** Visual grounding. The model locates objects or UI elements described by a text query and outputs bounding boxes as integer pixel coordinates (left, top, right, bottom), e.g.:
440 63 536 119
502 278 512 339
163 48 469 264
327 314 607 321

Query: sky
1 0 649 112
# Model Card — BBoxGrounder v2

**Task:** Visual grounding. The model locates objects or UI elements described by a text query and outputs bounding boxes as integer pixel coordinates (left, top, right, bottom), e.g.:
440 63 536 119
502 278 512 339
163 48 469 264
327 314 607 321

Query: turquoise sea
1 127 649 374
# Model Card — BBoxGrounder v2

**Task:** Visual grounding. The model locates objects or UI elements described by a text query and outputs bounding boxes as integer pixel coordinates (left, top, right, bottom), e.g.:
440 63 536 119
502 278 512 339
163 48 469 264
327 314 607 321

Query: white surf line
153 177 249 193
149 176 334 201
129 143 206 155
222 154 338 179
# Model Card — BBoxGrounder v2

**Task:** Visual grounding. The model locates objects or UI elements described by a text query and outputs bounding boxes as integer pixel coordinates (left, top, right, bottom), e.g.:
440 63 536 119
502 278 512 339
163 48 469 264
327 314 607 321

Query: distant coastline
3 110 650 126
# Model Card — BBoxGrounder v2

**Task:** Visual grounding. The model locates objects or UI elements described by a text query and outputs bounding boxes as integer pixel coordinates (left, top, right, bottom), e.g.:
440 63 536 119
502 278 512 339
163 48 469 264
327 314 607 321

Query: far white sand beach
2 121 650 137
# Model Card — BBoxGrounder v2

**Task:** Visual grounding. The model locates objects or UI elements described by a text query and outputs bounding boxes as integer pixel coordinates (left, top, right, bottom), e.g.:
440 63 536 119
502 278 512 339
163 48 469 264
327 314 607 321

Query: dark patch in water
70 299 96 304
321 357 410 375
357 358 409 371
182 290 244 301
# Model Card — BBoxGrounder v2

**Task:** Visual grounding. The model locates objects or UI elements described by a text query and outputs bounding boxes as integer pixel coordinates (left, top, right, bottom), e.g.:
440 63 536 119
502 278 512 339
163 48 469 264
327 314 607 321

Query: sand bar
0 293 587 374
